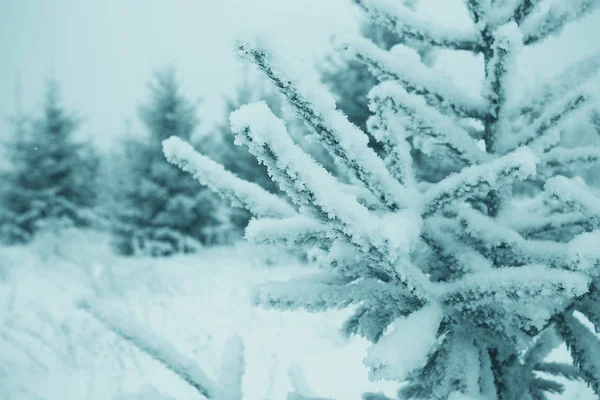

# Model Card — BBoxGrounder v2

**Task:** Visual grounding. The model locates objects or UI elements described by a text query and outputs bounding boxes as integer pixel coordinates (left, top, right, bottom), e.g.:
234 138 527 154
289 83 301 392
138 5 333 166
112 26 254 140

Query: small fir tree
0 81 99 243
86 0 600 398
163 0 600 398
111 69 227 256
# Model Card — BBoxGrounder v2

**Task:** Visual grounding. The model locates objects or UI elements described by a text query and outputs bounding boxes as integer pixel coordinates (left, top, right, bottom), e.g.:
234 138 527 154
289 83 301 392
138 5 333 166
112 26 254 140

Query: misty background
2 0 598 151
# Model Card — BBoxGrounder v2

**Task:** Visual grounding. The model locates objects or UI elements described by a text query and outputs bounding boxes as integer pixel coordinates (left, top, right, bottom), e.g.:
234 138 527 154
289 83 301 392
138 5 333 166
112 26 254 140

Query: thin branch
78 299 223 399
163 136 295 218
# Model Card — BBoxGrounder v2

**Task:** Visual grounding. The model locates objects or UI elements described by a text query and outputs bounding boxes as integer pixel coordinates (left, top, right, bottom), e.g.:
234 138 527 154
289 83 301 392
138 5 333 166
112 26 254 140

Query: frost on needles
159 0 600 398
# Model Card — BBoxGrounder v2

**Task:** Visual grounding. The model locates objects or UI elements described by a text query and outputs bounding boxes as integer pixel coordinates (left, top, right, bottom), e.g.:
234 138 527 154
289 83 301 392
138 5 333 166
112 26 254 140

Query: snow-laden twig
237 42 416 211
163 136 295 219
346 37 487 118
521 0 600 45
353 0 483 51
422 147 538 216
78 299 225 399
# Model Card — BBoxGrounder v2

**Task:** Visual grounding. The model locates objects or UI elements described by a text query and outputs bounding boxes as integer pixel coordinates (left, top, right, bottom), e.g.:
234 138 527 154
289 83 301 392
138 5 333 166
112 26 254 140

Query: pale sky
1 0 598 150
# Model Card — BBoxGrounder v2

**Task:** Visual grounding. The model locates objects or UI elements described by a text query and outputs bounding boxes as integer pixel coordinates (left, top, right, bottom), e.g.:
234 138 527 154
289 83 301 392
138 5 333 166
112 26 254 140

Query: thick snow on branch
370 82 489 165
519 51 600 123
500 87 595 153
353 0 483 51
545 176 600 217
423 217 493 275
457 205 571 269
502 206 595 240
442 265 590 330
162 136 295 219
254 273 415 313
364 303 443 382
541 146 600 173
366 95 416 187
346 37 487 118
230 102 422 265
78 299 223 399
521 0 600 46
245 216 329 248
422 147 538 216
483 22 523 153
238 42 416 211
557 312 600 395
442 266 589 305
568 231 600 271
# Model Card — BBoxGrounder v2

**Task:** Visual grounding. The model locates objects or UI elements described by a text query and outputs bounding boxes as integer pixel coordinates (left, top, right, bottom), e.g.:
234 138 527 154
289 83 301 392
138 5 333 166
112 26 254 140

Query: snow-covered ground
0 229 595 399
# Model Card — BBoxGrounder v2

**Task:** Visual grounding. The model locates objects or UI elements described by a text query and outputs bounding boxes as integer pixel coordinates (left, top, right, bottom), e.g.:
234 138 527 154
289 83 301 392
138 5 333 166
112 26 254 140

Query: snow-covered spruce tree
111 69 230 256
0 81 99 244
162 1 599 399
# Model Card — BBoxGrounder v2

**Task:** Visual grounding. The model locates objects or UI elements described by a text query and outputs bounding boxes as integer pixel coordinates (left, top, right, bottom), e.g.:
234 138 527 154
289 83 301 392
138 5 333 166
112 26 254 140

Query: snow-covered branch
521 0 600 46
78 299 224 399
518 51 600 124
545 176 600 217
162 136 295 218
482 22 522 153
541 146 600 174
557 311 600 395
466 0 523 27
422 217 493 277
238 42 416 211
442 265 590 333
254 273 419 314
513 0 544 24
370 81 488 165
456 205 572 269
422 148 537 216
245 216 330 248
353 0 483 51
230 102 422 266
500 87 595 153
366 93 416 187
346 37 487 118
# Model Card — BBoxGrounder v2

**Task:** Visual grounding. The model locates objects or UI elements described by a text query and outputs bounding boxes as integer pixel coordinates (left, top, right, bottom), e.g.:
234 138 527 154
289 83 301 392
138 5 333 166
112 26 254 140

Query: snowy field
0 229 595 399
0 229 393 399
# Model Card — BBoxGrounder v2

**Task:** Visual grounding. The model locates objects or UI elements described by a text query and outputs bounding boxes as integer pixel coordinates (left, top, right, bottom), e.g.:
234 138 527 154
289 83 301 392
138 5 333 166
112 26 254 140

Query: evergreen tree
111 68 233 256
0 81 99 243
162 0 600 398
